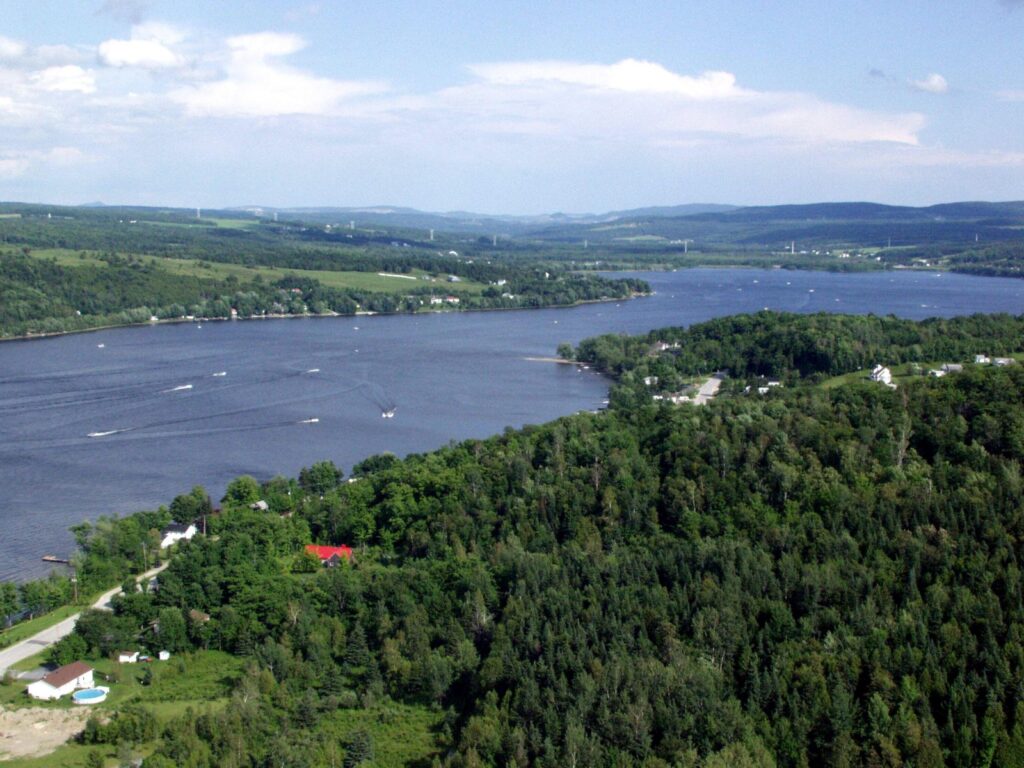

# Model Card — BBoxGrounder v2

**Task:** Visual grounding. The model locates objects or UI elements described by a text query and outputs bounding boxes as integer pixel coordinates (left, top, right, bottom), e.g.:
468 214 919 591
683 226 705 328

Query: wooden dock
41 555 70 564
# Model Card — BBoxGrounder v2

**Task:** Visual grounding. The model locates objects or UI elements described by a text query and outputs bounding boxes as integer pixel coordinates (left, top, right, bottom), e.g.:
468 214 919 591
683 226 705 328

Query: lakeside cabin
26 661 93 701
118 650 139 664
305 544 354 567
160 522 197 549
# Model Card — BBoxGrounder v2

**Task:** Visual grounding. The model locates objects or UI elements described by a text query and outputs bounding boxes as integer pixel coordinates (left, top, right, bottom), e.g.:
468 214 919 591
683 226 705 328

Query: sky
0 0 1022 213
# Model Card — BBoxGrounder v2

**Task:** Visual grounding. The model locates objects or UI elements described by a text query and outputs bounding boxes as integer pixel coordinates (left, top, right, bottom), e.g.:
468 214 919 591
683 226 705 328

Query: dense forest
5 312 1019 766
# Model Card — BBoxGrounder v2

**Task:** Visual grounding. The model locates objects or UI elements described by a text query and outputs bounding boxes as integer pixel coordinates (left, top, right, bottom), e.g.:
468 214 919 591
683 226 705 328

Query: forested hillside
28 314 1024 767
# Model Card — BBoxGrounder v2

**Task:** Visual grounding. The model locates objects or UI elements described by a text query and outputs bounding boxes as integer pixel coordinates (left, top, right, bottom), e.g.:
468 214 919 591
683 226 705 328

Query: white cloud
170 32 385 117
99 22 185 69
438 59 924 146
99 38 181 68
0 146 90 179
470 59 742 99
996 89 1024 101
910 73 949 94
31 65 96 94
0 35 27 60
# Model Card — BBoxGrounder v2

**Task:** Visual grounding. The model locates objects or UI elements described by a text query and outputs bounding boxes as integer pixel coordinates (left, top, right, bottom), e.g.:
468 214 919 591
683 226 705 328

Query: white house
643 376 659 387
870 365 892 385
975 355 991 364
928 369 947 378
995 357 1017 367
941 363 964 374
160 522 197 549
118 650 139 663
27 661 93 701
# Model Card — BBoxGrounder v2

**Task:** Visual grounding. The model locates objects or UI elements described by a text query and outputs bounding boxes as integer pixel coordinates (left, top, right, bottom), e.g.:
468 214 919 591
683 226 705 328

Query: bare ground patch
0 705 90 760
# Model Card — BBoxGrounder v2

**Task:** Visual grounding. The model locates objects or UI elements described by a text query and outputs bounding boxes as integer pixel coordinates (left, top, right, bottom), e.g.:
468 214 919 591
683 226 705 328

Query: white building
870 365 892 385
27 661 93 701
160 522 197 549
118 650 139 663
994 357 1017 367
975 355 991 364
643 376 659 387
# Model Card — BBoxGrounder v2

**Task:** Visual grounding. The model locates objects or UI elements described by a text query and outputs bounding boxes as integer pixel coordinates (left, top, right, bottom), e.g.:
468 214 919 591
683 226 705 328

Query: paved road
694 374 724 405
0 562 169 676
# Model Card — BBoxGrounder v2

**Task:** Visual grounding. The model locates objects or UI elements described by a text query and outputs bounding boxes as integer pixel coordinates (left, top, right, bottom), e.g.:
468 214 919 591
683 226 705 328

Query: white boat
212 371 227 377
305 368 320 374
87 430 119 438
96 343 105 348
381 409 396 419
299 418 319 424
164 384 193 393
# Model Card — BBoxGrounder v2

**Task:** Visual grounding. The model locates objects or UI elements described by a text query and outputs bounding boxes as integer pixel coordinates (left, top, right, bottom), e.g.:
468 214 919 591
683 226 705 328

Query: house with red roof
304 544 353 567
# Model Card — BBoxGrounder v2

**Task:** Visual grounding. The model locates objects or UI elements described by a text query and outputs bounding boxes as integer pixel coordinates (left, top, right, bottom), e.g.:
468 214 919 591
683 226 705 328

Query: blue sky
0 0 1022 213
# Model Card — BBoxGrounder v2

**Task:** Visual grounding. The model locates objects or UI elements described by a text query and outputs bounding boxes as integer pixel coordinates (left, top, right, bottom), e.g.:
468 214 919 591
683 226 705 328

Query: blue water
0 268 1022 580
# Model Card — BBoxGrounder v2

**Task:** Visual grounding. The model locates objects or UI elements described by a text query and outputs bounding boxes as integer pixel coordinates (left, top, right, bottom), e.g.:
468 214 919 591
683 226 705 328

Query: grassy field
0 605 82 650
23 248 488 294
0 647 441 767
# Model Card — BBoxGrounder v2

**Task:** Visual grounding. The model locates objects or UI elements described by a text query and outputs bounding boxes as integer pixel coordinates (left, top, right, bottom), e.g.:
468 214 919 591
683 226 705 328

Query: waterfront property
26 661 93 701
160 522 197 549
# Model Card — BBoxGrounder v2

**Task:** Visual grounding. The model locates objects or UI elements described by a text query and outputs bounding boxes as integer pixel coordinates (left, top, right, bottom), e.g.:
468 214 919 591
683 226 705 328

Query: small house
975 355 991 364
118 650 139 664
429 297 444 306
250 500 269 512
305 544 354 567
445 296 460 304
26 661 93 701
928 369 947 378
994 357 1017 367
160 522 197 549
941 364 963 374
643 376 659 387
870 365 892 385
158 651 171 661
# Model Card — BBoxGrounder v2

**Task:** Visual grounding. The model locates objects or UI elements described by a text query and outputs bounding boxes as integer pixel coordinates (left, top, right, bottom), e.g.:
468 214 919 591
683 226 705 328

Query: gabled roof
305 544 353 561
162 522 194 535
42 660 91 688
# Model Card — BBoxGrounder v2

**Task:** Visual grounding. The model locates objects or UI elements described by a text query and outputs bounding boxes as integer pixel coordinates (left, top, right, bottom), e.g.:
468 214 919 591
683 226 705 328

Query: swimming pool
71 687 109 704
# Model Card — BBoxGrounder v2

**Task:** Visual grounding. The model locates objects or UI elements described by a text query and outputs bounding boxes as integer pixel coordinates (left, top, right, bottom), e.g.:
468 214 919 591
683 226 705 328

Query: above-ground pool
72 687 109 704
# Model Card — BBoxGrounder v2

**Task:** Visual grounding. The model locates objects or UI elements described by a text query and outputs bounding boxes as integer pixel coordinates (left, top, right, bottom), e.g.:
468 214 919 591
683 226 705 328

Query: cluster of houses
872 355 1015 386
26 649 174 701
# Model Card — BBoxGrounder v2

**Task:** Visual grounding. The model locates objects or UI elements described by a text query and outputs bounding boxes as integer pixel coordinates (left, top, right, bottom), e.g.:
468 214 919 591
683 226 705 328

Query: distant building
118 651 139 664
870 365 892 385
250 500 269 512
305 544 353 567
994 357 1017 367
975 354 991 364
643 376 659 387
928 369 947 378
941 363 963 374
429 297 444 305
445 296 460 304
160 523 197 549
27 661 93 701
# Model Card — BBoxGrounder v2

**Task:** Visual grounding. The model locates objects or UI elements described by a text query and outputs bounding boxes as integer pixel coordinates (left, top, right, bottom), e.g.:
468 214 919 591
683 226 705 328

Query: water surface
1 268 1022 579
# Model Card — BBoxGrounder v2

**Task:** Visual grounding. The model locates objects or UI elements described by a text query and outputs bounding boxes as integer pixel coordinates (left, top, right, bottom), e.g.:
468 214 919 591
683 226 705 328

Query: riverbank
0 291 649 344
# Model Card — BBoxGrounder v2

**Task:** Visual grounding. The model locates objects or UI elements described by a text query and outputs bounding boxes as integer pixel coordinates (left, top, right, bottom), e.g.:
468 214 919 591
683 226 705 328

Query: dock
41 555 70 565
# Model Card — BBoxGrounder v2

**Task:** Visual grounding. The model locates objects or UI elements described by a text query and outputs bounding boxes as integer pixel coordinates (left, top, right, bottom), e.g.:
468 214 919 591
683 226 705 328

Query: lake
1 267 1023 580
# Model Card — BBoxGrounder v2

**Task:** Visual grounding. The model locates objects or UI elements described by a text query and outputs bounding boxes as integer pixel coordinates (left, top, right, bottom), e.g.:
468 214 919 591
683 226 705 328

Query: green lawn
22 248 488 294
0 605 83 650
0 649 440 767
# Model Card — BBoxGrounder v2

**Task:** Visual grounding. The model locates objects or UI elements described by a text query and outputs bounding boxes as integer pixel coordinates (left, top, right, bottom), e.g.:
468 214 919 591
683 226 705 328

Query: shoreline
0 292 649 344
